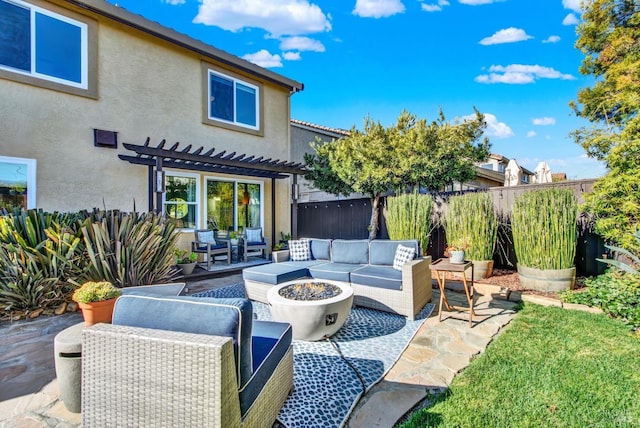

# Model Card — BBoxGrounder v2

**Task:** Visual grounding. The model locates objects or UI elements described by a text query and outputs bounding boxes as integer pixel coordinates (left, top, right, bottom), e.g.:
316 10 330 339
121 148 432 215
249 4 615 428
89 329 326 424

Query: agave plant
596 231 640 275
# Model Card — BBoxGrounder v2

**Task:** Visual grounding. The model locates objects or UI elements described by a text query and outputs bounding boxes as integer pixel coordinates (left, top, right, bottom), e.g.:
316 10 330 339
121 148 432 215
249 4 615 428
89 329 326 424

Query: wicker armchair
82 295 293 427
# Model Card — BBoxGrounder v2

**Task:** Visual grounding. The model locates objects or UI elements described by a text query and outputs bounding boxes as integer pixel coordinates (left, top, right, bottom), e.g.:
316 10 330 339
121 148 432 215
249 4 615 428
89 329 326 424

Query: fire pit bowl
266 280 354 341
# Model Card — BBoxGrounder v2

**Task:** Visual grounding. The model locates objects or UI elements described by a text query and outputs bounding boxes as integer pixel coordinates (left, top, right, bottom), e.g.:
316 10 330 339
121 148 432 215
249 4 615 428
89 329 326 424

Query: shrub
511 188 578 270
383 192 433 254
443 192 497 261
561 271 640 330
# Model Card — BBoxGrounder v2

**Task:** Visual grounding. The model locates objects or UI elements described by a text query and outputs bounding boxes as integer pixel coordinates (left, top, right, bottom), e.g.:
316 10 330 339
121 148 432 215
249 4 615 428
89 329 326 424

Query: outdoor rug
194 283 434 428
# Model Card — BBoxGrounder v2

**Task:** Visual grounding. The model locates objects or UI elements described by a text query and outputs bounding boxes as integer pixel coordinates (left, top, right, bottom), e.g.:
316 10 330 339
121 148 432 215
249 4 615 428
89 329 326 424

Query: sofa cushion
309 238 332 260
309 262 363 282
243 262 308 285
369 239 420 266
331 239 370 264
289 239 311 261
112 295 253 388
350 265 403 290
393 244 416 270
240 320 292 417
245 228 263 243
281 260 328 269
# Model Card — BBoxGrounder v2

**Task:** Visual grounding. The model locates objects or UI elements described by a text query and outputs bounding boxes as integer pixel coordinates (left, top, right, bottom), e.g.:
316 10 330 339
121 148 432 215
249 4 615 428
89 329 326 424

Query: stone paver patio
0 275 536 427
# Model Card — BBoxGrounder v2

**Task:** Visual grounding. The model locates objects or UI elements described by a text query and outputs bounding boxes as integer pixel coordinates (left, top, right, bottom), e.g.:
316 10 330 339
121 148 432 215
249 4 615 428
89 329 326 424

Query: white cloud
562 0 581 12
242 49 282 67
459 0 496 4
475 64 575 84
527 131 537 138
542 35 560 43
562 13 579 26
163 0 185 4
422 0 449 12
532 117 556 126
280 36 325 52
353 0 405 18
282 51 301 61
463 113 514 138
479 27 533 45
193 0 332 37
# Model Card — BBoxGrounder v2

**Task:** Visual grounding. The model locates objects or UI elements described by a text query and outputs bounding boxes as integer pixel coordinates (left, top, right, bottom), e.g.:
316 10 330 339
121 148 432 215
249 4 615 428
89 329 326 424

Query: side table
431 258 475 327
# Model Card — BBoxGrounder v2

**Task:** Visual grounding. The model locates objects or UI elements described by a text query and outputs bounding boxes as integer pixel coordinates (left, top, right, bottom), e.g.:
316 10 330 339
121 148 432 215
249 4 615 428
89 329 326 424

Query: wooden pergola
119 138 306 239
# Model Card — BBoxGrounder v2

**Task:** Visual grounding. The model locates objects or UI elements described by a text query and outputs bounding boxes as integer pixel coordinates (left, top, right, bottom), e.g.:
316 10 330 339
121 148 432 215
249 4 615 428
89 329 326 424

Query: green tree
304 110 490 239
570 0 640 251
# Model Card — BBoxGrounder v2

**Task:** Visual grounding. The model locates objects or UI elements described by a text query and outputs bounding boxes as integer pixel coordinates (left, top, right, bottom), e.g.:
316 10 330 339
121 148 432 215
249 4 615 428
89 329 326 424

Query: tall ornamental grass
384 192 433 254
442 192 498 261
511 188 577 270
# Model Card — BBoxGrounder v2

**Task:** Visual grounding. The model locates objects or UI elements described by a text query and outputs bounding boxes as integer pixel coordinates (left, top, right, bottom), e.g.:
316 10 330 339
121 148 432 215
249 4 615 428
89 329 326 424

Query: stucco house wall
0 0 302 246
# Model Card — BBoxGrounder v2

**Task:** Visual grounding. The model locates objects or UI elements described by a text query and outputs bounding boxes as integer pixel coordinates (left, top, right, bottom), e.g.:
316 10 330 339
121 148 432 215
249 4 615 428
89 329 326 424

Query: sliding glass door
207 179 262 232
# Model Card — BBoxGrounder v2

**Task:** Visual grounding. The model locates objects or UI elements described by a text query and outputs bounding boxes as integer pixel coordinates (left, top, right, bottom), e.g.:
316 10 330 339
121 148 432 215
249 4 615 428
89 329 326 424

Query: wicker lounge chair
81 294 293 427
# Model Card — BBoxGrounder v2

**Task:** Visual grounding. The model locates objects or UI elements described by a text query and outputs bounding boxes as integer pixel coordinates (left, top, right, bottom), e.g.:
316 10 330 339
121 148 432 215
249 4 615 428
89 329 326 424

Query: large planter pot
178 262 197 275
517 265 576 292
465 260 494 281
78 298 117 327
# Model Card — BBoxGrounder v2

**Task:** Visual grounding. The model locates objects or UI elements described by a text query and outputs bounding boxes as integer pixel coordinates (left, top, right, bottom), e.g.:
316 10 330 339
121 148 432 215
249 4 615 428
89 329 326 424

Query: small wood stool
432 258 475 327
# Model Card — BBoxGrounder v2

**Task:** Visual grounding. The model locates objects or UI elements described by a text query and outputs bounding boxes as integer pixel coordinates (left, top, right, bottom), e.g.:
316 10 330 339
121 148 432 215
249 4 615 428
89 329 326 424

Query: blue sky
108 0 605 179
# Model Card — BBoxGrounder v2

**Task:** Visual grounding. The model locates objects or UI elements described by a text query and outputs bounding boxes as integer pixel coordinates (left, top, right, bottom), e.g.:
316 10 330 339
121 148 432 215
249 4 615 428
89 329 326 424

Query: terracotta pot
78 298 118 327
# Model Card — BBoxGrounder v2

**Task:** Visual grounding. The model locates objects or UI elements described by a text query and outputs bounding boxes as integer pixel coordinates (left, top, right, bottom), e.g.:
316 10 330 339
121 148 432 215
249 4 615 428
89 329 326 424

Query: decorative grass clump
384 192 433 254
400 303 640 427
442 192 498 261
511 188 577 270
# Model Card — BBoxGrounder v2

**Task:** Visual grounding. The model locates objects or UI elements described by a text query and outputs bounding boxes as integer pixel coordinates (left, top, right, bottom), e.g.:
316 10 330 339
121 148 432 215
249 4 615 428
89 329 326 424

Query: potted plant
174 248 198 275
72 281 122 326
511 188 578 292
445 237 471 264
279 232 292 249
443 192 498 279
383 192 434 254
229 231 239 246
272 242 290 263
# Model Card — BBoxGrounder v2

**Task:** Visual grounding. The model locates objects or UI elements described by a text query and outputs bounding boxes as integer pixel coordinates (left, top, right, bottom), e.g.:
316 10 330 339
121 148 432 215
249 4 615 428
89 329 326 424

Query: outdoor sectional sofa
243 239 433 320
81 294 293 428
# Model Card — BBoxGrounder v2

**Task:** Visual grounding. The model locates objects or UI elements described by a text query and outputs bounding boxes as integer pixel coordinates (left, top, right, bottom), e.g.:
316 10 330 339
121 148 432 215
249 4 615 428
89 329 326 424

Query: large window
207 69 259 130
164 174 198 229
0 0 88 89
0 156 36 210
206 179 262 233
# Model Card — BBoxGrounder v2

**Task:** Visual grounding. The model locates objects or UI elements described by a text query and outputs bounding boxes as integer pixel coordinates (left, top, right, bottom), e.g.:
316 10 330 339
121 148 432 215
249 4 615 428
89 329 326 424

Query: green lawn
400 303 640 428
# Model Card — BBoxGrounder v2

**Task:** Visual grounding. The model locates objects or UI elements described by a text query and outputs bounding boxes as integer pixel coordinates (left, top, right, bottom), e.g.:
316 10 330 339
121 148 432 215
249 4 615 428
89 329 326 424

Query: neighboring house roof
291 119 351 138
64 0 303 92
552 173 567 181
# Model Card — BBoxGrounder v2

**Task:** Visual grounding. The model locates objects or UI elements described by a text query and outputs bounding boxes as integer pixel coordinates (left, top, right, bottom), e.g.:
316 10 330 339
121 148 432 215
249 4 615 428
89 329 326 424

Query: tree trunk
368 192 381 240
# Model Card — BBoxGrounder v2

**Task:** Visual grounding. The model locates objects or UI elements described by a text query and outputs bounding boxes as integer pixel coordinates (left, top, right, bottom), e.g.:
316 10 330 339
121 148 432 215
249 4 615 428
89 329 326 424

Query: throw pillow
393 244 416 270
245 228 262 243
289 239 311 261
197 230 216 245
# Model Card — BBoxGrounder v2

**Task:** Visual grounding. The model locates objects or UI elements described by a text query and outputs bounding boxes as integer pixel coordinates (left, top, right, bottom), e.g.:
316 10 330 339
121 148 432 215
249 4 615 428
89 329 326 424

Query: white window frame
0 0 88 89
0 155 37 209
163 172 200 230
207 69 260 131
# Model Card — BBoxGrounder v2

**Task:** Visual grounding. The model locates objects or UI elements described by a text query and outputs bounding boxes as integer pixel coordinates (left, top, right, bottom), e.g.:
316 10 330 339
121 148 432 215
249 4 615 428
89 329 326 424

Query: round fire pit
267 280 354 341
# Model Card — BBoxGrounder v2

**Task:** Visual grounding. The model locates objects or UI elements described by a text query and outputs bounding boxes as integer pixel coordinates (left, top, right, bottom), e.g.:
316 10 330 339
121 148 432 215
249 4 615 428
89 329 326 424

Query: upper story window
204 66 262 134
0 0 88 89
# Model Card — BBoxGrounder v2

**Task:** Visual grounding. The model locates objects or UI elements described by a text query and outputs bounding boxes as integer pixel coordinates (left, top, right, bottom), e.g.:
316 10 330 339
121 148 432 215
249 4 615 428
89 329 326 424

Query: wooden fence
295 179 606 276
